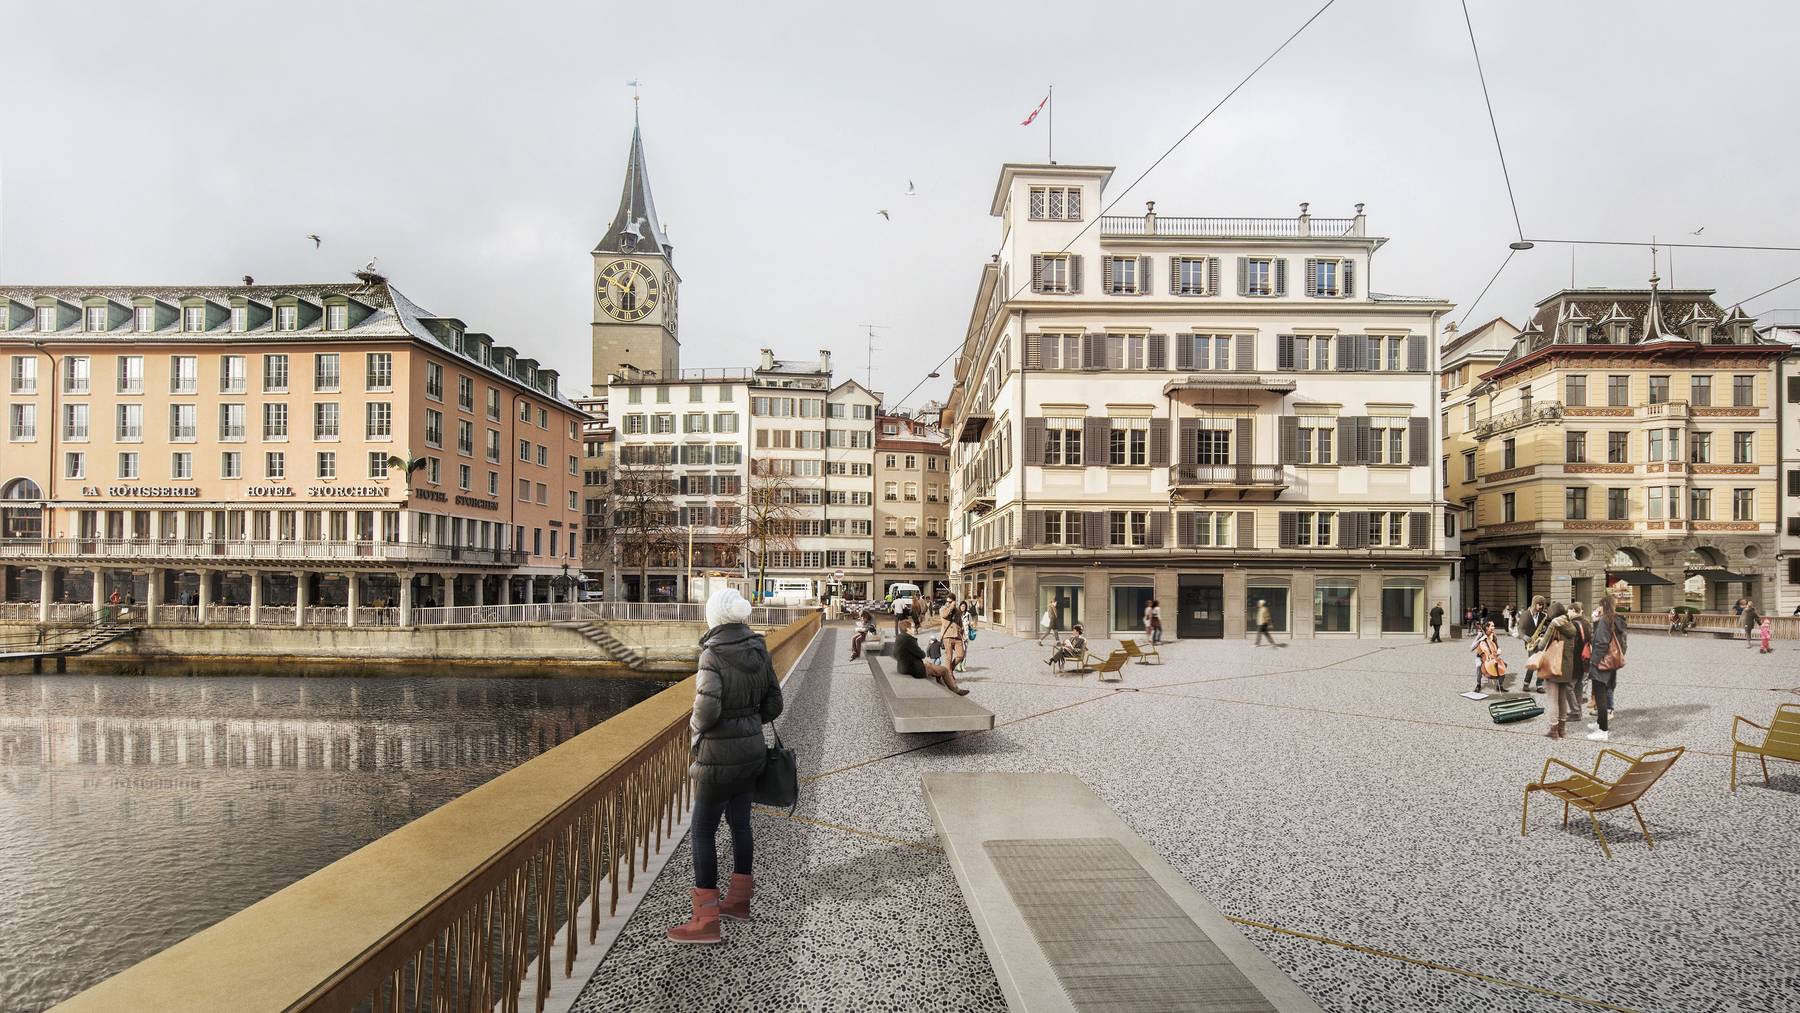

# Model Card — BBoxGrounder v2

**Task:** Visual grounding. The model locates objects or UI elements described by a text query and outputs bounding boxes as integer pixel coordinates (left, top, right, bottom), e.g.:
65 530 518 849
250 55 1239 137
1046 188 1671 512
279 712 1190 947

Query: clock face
664 271 678 332
596 260 659 322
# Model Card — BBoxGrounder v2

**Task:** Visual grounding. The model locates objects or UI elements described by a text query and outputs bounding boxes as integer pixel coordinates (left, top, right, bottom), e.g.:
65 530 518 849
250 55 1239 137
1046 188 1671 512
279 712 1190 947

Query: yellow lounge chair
1089 649 1128 683
1732 702 1800 791
1521 746 1684 859
1121 639 1161 664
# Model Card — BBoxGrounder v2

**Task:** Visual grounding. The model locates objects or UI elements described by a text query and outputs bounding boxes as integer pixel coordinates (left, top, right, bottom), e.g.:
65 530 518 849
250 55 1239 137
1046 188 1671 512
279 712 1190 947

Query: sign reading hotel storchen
454 494 499 511
307 485 388 498
81 485 200 498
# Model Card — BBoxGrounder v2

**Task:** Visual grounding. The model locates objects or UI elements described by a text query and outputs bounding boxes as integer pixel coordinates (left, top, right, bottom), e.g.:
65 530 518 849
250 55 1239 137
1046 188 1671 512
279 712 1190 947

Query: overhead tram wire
1457 247 1517 330
1729 270 1800 307
1461 0 1530 249
890 0 1340 413
1525 237 1800 254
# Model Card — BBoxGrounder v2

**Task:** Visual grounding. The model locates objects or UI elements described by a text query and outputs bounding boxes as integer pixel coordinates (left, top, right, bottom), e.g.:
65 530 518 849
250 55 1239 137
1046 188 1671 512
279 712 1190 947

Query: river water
0 669 668 1012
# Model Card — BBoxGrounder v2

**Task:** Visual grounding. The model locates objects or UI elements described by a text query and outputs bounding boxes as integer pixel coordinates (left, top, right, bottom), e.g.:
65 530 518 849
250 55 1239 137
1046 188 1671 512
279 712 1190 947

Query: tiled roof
595 118 670 258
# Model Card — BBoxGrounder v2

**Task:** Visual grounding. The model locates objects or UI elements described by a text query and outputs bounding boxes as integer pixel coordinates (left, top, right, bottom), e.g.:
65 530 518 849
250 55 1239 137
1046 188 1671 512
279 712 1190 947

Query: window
61 451 85 479
1293 417 1333 465
219 403 246 440
1193 426 1232 465
1108 510 1150 547
112 355 143 394
1313 581 1356 633
1502 492 1516 523
1690 374 1712 406
1691 431 1712 464
1648 487 1664 519
684 412 707 433
1295 511 1334 547
485 429 500 462
263 403 288 440
1381 578 1425 634
1104 256 1141 294
326 303 349 331
132 305 154 331
1040 510 1082 546
1044 417 1084 465
1028 185 1081 221
623 414 645 434
1607 431 1629 464
9 356 36 394
366 402 393 439
488 471 499 495
1462 449 1476 480
1733 431 1755 464
219 355 247 394
171 452 193 480
1307 258 1346 297
1370 419 1407 464
535 445 547 466
1186 334 1235 371
457 420 473 455
486 388 501 420
183 305 206 333
314 403 340 440
169 404 197 441
1648 429 1663 462
1565 375 1587 407
537 408 548 428
220 452 242 479
266 452 285 480
368 452 389 479
713 412 738 433
1732 488 1754 521
1607 375 1629 406
276 305 299 331
1648 375 1669 404
62 356 91 394
63 403 89 441
118 452 139 479
1244 257 1276 296
652 413 674 434
1171 256 1216 296
459 464 471 490
111 404 142 442
457 376 474 411
1606 488 1629 520
1109 418 1148 465
1565 432 1586 464
315 354 341 391
1361 511 1406 547
1690 487 1711 521
316 452 336 480
1036 254 1072 293
420 361 443 401
1291 335 1331 371
263 354 289 392
1189 511 1235 547
81 306 108 332
1502 438 1516 470
366 353 393 390
518 401 532 423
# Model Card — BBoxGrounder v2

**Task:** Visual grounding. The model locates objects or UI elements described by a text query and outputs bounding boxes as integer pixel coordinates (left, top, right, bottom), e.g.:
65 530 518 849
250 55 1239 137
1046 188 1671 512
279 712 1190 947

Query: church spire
596 110 670 259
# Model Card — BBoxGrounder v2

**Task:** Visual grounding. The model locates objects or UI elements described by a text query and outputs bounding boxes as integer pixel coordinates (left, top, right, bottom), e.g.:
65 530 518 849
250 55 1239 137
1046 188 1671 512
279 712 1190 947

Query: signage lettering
307 486 387 498
413 488 448 503
454 494 499 511
83 485 200 498
247 486 296 498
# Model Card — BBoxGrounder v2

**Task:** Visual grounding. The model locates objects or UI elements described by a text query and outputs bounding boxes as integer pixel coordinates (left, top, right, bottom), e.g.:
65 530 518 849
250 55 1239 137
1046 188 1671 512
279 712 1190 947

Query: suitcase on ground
1488 697 1544 724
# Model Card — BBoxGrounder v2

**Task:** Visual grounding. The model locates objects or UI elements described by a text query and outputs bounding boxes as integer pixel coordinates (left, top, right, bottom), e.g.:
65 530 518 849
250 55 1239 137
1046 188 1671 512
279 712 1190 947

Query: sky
3 0 1798 408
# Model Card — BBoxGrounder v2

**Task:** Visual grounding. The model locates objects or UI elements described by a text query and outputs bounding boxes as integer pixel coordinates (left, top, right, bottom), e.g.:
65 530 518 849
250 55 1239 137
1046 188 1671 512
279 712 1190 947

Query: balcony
1099 215 1362 239
1169 463 1286 500
1472 402 1562 439
0 537 528 568
957 412 991 444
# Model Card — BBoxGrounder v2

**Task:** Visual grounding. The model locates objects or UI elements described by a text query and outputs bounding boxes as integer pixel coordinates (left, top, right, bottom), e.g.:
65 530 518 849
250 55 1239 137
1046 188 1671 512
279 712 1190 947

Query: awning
1606 569 1673 587
1687 568 1754 583
1162 375 1297 396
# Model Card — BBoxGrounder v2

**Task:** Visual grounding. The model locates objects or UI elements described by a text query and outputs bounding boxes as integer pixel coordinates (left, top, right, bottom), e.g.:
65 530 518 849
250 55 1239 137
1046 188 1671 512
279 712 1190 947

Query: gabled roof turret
595 112 671 259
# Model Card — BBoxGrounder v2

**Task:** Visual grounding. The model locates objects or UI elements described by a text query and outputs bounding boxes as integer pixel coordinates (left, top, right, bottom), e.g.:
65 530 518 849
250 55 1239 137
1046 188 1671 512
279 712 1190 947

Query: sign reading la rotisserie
81 485 201 498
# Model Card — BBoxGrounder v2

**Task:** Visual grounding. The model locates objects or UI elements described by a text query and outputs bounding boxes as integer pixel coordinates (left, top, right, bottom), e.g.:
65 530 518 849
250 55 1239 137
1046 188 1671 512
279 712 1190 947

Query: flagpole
1047 84 1054 164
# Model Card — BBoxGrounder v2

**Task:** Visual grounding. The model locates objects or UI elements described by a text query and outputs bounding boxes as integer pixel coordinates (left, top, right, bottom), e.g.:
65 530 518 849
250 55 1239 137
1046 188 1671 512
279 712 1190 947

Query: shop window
1246 583 1290 633
1037 583 1084 633
1314 581 1357 633
1381 579 1425 634
1110 582 1154 633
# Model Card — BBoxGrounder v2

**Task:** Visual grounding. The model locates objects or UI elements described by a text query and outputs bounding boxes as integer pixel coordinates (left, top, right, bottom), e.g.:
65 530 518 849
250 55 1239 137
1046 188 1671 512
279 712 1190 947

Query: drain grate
983 837 1277 1013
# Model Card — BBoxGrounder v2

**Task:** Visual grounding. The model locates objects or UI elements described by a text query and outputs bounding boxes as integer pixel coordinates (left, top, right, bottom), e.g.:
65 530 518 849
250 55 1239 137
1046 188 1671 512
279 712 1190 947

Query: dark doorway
1176 574 1224 639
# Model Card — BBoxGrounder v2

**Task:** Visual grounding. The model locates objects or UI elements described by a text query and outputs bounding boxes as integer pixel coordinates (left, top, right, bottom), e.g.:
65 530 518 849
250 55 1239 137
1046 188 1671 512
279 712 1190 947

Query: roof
1368 291 1451 305
1440 316 1519 361
595 116 670 258
1487 282 1779 374
989 163 1115 216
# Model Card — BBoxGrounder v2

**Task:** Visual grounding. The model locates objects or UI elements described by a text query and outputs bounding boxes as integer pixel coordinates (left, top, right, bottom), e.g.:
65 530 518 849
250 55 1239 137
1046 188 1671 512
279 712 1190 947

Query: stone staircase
570 622 645 668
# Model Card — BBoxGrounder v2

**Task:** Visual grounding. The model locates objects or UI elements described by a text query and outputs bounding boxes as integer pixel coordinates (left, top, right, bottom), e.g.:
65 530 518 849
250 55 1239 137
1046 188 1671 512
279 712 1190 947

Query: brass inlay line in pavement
1225 915 1647 1013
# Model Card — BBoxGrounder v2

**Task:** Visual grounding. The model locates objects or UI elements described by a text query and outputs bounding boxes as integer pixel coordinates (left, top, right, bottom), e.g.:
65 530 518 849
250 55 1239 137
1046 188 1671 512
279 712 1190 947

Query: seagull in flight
1690 227 1704 235
905 180 918 197
306 234 321 248
877 209 890 221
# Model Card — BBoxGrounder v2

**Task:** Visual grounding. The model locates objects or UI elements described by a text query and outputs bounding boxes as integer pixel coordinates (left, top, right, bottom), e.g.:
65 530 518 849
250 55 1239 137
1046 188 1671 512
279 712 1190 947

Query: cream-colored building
874 413 950 599
1760 313 1800 614
1439 316 1519 616
0 278 587 624
945 163 1456 639
1450 278 1786 613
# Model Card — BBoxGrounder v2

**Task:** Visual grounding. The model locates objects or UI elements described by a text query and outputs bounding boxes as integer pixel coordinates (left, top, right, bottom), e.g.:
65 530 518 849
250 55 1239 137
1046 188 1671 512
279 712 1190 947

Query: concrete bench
922 773 1323 1013
866 655 994 734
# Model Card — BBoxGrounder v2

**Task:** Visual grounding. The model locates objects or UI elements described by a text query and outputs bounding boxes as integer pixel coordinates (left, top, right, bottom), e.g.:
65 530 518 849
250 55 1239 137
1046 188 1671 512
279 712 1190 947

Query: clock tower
591 113 680 388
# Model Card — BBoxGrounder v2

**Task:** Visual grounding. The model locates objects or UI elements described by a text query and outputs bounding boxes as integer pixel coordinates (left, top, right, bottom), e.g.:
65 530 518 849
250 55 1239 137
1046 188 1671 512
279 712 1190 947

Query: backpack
927 638 943 661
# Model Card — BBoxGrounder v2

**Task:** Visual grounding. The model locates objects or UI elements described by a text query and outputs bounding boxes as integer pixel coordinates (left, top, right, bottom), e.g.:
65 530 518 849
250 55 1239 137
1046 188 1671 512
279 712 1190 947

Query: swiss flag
1021 94 1048 126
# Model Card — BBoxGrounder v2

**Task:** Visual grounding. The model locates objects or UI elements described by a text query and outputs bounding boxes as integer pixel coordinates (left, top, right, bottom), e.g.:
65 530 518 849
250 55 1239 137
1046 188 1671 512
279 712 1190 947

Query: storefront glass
1313 581 1357 633
1245 583 1290 633
1111 582 1154 633
1037 582 1083 632
1381 579 1424 634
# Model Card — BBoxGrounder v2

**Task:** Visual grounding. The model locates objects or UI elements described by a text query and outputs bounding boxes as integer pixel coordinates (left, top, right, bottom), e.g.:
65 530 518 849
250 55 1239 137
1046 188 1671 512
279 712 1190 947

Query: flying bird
877 209 890 221
1690 227 1704 235
306 234 321 248
905 180 918 196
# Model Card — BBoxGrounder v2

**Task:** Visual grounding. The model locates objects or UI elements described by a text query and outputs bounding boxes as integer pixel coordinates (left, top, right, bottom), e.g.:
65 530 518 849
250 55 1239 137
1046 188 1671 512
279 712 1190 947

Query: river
0 668 668 1012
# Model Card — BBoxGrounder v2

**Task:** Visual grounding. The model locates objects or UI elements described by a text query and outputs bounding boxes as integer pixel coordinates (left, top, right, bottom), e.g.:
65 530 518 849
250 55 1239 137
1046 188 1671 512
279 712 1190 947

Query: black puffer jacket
689 623 784 791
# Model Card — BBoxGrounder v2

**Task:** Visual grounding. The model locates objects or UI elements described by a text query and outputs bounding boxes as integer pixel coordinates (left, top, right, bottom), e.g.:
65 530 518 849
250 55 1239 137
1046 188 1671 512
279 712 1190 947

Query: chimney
819 349 832 373
759 348 775 370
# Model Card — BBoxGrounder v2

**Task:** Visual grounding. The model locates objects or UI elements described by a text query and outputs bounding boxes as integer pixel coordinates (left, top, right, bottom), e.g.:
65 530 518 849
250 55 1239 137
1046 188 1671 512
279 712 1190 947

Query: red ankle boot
718 873 755 921
667 888 721 944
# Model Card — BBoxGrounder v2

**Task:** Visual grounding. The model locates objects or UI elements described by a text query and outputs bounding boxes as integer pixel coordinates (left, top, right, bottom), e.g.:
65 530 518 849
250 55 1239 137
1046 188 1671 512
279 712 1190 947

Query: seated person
1047 625 1088 668
1666 608 1679 634
893 619 968 695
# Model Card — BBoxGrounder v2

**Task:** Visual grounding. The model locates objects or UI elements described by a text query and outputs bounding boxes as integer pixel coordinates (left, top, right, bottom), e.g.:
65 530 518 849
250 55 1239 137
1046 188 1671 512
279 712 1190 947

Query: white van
762 579 815 607
886 582 922 614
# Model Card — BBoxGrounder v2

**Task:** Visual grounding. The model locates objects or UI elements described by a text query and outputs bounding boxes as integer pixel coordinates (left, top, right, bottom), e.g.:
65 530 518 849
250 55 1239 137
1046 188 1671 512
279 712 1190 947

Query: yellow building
1440 316 1519 615
1450 277 1786 614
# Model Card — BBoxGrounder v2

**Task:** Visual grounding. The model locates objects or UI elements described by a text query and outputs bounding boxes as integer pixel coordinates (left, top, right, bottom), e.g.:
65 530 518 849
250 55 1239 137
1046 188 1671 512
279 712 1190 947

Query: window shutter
1149 418 1170 466
1031 255 1045 294
1353 335 1372 371
1081 333 1099 369
1170 258 1182 296
1207 257 1220 296
1355 417 1372 464
1273 259 1288 296
1235 418 1253 466
1082 511 1106 548
1408 417 1430 464
1787 375 1800 403
1337 417 1359 465
1236 511 1255 549
1789 468 1800 497
1039 334 1059 371
1176 512 1197 548
1085 417 1110 468
1101 257 1114 293
1025 510 1044 547
1175 334 1194 371
1277 334 1294 370
1335 337 1356 372
1235 334 1254 371
1341 512 1367 549
1179 418 1200 465
1278 512 1298 548
1147 333 1168 370
1279 416 1299 465
1068 256 1083 294
1409 511 1430 548
1305 258 1320 297
1236 257 1248 296
1343 260 1355 297
1407 333 1427 372
1147 512 1167 548
1024 336 1042 369
1138 256 1152 295
1024 417 1046 464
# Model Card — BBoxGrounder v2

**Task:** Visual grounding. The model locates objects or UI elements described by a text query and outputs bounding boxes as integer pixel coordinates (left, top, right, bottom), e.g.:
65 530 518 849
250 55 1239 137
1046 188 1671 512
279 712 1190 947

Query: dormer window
276 305 299 331
231 306 249 333
36 306 55 332
1734 323 1754 344
135 306 155 331
1607 322 1627 344
183 306 206 333
1028 185 1081 221
326 304 348 331
85 306 108 332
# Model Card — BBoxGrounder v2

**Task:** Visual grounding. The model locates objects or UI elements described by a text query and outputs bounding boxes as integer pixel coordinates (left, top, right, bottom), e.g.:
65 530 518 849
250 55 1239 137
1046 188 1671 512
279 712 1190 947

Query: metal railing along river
412 601 813 627
53 611 822 1013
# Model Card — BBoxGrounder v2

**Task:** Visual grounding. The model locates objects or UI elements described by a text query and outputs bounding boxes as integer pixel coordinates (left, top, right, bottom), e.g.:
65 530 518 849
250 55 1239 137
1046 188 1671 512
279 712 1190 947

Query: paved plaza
574 623 1800 1013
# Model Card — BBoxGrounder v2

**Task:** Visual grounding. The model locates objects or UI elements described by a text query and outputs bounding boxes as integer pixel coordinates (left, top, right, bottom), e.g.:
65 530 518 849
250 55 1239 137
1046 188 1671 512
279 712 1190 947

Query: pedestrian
1471 620 1502 692
1587 594 1627 742
1518 595 1548 692
1253 599 1281 647
895 618 967 694
1047 624 1087 671
1429 601 1445 643
849 609 873 661
1733 598 1745 618
1038 604 1055 645
668 588 784 945
1538 601 1589 739
940 599 967 672
1501 604 1516 638
1463 606 1475 637
1743 599 1761 649
1144 600 1164 646
1760 617 1773 654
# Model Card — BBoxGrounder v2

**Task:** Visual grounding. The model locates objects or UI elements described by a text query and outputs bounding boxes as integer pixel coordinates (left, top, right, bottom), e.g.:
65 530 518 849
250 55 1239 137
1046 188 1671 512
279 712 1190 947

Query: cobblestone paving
574 624 1800 1013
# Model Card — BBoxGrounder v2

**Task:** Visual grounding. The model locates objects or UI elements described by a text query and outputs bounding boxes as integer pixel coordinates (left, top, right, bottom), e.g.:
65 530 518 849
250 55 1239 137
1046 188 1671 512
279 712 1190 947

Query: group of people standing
1466 593 1629 741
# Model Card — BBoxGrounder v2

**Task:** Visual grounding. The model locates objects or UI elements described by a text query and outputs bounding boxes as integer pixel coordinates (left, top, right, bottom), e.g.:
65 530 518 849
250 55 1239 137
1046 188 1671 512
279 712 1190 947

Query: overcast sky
3 0 1796 407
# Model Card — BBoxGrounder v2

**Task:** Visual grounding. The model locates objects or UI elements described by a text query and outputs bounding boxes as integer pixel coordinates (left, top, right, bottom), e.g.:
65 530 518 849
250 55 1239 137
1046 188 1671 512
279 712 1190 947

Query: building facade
874 413 950 599
0 279 587 624
1451 279 1786 613
1755 312 1800 614
1439 316 1519 618
945 163 1455 640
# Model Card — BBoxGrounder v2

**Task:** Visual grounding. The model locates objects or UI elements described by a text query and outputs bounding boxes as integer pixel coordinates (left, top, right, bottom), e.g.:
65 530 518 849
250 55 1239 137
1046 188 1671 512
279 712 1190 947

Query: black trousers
691 788 754 890
1430 623 1442 642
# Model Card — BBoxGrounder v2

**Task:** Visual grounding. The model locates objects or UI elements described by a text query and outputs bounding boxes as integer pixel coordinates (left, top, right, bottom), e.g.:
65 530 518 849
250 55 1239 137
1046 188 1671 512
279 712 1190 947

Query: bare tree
740 459 804 602
607 455 679 602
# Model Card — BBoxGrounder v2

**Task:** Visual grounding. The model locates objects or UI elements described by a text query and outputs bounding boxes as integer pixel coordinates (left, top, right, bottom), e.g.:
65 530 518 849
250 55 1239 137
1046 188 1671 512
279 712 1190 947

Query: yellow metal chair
1521 746 1684 859
1121 639 1162 664
1732 702 1800 791
1089 649 1128 683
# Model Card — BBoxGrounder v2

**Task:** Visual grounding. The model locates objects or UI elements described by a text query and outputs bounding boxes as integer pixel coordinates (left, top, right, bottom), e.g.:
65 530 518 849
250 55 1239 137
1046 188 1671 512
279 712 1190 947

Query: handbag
754 725 799 812
1602 638 1625 670
967 627 978 643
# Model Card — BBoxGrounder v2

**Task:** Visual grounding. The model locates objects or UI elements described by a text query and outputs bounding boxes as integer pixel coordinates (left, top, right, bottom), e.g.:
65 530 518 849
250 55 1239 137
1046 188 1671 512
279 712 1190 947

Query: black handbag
754 725 799 812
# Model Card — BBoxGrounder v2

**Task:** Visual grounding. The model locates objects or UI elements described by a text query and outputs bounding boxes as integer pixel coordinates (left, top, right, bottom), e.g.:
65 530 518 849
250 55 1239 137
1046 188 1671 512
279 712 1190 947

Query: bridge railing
53 611 822 1013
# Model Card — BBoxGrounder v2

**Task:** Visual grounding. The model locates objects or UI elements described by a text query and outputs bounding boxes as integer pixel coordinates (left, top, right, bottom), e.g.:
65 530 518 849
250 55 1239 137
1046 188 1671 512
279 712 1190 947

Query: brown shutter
1356 335 1373 371
1355 417 1372 464
1336 337 1356 371
1234 418 1253 466
1149 418 1170 466
1170 257 1182 295
1276 334 1294 370
1101 256 1114 293
1084 417 1110 468
1207 257 1220 295
1341 511 1367 549
1337 417 1364 465
1273 259 1288 296
1279 416 1299 465
1082 511 1106 548
1343 259 1355 297
1409 511 1430 548
1235 334 1254 371
1147 511 1167 547
1179 418 1199 465
1278 512 1298 548
1175 334 1193 370
1138 255 1152 295
1147 333 1167 370
1068 256 1082 294
1407 333 1427 372
1025 509 1044 546
1031 255 1045 294
1024 417 1046 464
1236 511 1255 549
1176 511 1197 548
1080 333 1097 369
1236 257 1248 296
1409 417 1430 464
1023 336 1042 369
1304 258 1320 297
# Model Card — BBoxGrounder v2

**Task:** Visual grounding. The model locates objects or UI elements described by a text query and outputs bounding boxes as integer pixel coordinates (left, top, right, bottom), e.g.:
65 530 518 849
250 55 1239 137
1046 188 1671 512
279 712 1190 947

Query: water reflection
0 670 666 1012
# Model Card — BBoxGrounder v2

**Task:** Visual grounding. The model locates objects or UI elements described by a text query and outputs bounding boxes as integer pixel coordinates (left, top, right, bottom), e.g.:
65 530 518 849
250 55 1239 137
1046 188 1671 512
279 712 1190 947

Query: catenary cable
1461 0 1526 243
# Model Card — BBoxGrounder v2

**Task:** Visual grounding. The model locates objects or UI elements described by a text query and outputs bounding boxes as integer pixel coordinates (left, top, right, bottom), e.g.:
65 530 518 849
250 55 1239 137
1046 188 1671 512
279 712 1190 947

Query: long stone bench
866 654 994 733
922 772 1323 1013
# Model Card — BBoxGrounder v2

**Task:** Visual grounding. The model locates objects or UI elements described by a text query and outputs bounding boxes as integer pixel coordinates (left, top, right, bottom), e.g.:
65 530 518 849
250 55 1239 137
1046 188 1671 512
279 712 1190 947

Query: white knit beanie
706 587 753 628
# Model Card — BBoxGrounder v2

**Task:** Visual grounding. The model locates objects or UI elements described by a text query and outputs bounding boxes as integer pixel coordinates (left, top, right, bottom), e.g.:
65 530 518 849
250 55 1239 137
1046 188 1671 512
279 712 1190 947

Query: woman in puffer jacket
668 588 784 945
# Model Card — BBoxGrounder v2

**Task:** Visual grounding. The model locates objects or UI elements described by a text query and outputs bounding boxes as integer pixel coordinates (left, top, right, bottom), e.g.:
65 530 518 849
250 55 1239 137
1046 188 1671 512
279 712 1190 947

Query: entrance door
1177 574 1224 639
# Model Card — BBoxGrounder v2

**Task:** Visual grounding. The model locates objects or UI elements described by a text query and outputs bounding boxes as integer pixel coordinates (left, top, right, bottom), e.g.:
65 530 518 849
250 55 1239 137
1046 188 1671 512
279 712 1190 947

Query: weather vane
626 79 641 105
